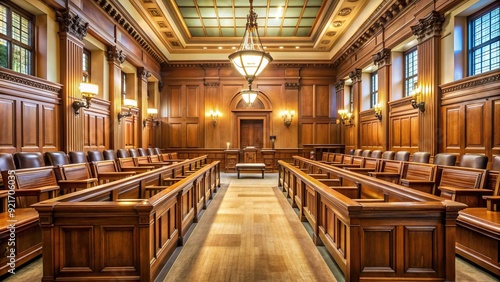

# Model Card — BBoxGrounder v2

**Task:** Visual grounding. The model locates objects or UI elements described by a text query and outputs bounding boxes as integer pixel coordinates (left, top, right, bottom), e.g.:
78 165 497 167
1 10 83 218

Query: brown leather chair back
154 148 162 155
348 149 354 155
129 148 140 158
492 155 500 171
395 151 410 161
353 149 362 156
0 153 15 171
13 152 45 169
371 150 382 159
411 152 430 164
382 151 395 160
147 148 155 156
433 153 456 166
459 154 488 169
117 149 130 158
103 149 117 161
361 150 372 158
69 151 87 164
87 150 104 162
45 151 70 166
138 148 148 156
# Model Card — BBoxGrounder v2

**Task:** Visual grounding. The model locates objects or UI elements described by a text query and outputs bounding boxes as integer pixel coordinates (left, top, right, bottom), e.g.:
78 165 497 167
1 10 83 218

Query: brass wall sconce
280 110 295 127
338 109 353 124
209 110 220 126
143 108 160 128
411 83 425 112
374 103 382 121
118 99 137 122
73 83 98 115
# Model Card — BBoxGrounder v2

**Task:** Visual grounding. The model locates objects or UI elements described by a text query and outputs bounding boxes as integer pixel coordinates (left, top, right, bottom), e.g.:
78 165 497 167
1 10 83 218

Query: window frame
121 71 127 100
403 47 418 97
467 3 500 76
82 48 91 82
370 71 378 108
0 2 35 75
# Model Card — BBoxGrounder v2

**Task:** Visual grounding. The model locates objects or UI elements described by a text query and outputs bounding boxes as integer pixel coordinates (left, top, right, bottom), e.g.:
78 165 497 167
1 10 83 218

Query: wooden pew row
279 157 467 282
32 157 220 282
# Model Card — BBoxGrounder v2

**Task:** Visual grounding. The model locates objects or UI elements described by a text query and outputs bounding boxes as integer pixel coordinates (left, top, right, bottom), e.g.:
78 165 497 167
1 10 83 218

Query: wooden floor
2 173 499 281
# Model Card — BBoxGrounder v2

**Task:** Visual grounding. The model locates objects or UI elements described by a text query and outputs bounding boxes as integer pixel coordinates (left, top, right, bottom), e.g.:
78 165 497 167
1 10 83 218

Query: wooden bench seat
236 163 265 179
436 166 489 207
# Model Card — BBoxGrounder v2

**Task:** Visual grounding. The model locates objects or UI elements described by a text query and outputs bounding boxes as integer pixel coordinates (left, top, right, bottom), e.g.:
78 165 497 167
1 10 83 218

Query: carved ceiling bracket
349 69 362 83
137 67 151 81
56 10 89 40
335 79 345 93
372 48 391 67
107 46 126 65
411 11 445 43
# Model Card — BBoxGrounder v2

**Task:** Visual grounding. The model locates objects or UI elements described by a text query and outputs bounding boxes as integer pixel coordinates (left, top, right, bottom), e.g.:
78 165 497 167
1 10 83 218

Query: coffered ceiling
122 0 381 61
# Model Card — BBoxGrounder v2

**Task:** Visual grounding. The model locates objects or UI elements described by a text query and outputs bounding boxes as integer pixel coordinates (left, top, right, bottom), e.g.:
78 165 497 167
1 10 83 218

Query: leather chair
69 151 87 164
353 149 363 156
459 154 488 169
103 149 117 161
371 150 382 159
348 149 354 155
361 150 372 158
382 151 395 160
129 148 140 158
0 153 16 172
147 148 155 156
45 151 70 166
138 148 148 156
395 151 410 161
117 149 130 158
154 148 162 155
433 153 456 166
492 155 500 170
411 152 430 164
13 152 45 169
87 150 104 162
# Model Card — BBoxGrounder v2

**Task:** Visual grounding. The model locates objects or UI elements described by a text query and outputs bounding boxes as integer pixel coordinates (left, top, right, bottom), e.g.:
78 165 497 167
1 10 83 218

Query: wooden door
240 120 263 148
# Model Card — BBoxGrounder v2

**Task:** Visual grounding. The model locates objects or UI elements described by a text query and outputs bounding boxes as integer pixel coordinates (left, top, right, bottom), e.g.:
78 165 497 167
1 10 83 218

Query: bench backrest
438 166 486 188
363 158 379 170
118 157 136 169
380 160 403 173
161 153 171 161
342 155 354 165
92 160 119 174
352 156 364 166
3 167 58 189
60 163 93 180
135 156 150 165
149 154 162 162
402 163 436 181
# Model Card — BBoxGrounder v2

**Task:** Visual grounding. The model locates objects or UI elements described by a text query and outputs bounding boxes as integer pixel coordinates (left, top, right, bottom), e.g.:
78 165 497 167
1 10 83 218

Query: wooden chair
68 151 87 164
55 163 98 194
91 160 136 184
437 166 489 207
13 152 45 169
483 172 500 211
344 157 380 175
117 157 155 173
368 160 404 183
399 163 437 194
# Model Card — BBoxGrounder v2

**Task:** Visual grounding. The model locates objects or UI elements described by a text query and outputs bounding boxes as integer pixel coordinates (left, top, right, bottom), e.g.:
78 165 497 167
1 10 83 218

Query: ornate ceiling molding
335 79 345 92
92 0 167 64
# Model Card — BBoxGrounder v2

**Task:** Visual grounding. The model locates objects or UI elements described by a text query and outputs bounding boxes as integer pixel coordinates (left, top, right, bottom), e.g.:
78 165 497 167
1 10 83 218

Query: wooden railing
278 156 466 282
33 156 219 281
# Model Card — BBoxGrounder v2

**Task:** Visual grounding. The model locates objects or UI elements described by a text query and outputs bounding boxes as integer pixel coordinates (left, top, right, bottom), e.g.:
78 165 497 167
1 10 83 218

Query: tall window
121 72 127 100
0 3 34 75
82 49 91 82
370 72 378 108
404 48 418 97
468 4 500 75
349 88 354 113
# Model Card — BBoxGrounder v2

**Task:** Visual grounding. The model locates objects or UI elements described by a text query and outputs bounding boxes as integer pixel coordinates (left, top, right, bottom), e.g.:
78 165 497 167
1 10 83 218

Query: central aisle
162 173 337 281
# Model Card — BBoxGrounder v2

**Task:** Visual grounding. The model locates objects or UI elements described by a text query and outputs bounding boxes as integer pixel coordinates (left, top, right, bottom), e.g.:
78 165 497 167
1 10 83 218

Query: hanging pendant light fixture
229 0 273 85
240 84 259 105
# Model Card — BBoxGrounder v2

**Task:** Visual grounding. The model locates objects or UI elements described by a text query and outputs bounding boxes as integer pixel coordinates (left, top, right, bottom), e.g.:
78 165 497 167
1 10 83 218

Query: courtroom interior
0 0 499 281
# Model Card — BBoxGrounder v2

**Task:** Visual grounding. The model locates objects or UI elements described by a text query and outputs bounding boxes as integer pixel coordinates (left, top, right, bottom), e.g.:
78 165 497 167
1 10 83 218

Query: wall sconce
410 83 425 112
143 108 160 128
338 109 353 124
118 99 137 122
280 110 295 127
374 103 382 121
209 110 220 126
269 135 276 149
73 83 98 115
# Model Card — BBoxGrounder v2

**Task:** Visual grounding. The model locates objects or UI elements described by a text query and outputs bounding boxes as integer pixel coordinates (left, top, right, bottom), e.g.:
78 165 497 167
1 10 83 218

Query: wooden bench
436 165 489 207
236 163 265 179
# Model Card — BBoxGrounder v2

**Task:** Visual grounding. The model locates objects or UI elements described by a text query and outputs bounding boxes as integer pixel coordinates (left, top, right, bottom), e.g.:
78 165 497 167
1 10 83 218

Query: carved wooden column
203 65 220 148
137 67 151 148
335 79 345 145
373 48 391 150
107 46 126 150
411 11 445 155
56 10 88 152
285 68 299 148
349 68 362 150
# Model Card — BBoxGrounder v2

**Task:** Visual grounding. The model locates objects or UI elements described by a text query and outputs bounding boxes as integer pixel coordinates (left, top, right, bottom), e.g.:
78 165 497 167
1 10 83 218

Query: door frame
234 113 271 149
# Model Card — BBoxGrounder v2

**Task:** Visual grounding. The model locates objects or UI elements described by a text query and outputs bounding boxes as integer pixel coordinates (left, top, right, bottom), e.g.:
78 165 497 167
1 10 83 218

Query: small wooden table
235 163 265 179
